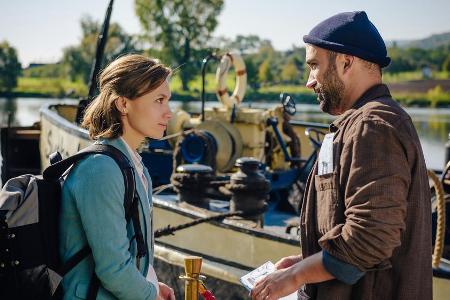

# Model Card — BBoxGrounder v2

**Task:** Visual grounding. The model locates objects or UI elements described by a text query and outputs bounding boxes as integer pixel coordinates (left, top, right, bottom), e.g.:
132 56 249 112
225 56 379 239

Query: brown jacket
299 84 432 300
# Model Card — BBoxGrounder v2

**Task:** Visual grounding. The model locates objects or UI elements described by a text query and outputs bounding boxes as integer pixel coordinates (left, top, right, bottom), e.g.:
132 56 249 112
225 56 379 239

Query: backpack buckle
49 152 63 165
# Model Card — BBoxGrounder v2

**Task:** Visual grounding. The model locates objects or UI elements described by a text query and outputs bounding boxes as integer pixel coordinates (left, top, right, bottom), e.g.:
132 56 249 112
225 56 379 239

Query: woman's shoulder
67 153 125 186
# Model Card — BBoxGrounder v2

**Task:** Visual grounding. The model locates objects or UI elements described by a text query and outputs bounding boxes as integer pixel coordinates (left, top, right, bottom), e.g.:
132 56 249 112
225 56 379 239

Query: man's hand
250 267 299 300
252 252 335 299
158 282 175 300
274 255 302 270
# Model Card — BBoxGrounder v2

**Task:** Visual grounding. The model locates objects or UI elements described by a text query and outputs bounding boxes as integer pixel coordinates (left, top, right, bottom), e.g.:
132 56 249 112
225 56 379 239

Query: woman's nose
165 105 173 120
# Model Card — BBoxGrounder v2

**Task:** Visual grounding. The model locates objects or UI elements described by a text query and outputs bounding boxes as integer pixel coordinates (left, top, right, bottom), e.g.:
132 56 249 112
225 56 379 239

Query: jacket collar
330 84 391 132
96 137 134 164
95 138 151 205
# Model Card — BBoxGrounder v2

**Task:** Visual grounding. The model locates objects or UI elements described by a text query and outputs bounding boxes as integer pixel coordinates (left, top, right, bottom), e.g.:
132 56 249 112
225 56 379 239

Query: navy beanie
303 11 391 68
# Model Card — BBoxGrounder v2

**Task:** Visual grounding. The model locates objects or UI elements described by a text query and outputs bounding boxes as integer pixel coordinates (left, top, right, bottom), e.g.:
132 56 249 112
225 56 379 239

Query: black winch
227 157 270 226
170 164 214 206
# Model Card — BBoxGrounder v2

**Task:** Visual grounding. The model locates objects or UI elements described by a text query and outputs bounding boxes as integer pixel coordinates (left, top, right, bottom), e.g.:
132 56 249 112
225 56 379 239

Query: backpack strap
53 144 148 299
52 145 146 282
43 144 135 222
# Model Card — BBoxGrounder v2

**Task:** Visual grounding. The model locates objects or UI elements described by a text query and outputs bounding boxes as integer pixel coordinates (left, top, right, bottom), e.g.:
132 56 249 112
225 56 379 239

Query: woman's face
124 80 172 141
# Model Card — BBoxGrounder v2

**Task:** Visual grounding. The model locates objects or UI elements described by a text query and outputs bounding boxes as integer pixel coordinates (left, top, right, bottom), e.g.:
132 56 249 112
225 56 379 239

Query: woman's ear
115 97 128 115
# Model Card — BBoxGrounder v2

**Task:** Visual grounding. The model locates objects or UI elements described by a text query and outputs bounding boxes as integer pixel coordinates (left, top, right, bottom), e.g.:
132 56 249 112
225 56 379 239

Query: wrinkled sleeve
319 118 410 271
71 155 157 300
322 250 365 284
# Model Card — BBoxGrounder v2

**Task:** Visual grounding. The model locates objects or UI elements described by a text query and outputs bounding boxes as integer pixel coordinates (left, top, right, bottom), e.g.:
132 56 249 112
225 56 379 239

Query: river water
0 97 448 170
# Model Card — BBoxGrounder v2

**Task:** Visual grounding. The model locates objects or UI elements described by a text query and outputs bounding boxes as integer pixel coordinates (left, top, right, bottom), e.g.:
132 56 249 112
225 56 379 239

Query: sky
1 0 449 67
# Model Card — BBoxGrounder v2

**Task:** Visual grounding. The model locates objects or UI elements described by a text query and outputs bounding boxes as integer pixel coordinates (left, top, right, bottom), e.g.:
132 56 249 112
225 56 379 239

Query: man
252 11 432 300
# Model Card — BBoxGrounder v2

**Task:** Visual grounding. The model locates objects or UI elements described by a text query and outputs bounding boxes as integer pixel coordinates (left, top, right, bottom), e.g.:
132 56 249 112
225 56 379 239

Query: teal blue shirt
59 138 157 300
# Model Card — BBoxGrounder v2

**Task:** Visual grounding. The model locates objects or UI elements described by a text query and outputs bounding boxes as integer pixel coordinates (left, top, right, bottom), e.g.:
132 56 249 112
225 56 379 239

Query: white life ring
215 52 247 108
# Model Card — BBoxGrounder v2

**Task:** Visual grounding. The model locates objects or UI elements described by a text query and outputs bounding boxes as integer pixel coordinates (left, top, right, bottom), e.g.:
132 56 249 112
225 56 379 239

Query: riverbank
0 97 448 171
2 76 450 107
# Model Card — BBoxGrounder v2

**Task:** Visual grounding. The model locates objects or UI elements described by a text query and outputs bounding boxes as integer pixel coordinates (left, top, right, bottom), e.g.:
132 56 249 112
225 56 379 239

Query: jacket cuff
322 250 365 285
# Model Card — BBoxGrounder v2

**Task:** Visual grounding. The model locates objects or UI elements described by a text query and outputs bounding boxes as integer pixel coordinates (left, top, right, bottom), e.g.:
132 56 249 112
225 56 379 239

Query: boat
1 1 449 299
33 88 327 298
2 62 448 299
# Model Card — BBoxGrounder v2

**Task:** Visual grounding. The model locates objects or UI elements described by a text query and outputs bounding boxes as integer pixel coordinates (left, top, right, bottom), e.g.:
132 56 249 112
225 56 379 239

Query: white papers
240 261 276 291
318 133 335 175
240 261 298 300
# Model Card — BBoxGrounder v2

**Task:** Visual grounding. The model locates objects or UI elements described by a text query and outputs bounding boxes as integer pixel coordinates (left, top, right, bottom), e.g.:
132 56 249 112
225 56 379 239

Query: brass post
182 256 202 300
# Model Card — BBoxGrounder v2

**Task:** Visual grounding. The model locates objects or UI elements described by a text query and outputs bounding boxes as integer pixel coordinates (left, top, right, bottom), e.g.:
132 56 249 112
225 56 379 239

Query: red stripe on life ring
236 69 246 76
217 89 227 96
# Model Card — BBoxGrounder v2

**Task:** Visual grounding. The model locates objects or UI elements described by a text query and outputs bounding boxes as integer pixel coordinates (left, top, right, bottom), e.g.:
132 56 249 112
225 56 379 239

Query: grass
383 71 449 83
13 77 87 98
393 86 450 107
6 73 450 107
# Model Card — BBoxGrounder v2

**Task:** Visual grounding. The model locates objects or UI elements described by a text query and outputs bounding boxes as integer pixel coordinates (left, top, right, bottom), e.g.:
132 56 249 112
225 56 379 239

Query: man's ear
115 96 128 114
341 54 354 75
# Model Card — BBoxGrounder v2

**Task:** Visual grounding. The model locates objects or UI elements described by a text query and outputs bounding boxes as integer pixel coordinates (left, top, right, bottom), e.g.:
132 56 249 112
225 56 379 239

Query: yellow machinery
167 98 293 173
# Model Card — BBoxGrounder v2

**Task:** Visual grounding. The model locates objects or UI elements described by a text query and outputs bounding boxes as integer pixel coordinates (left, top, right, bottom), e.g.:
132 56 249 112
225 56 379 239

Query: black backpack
0 144 147 300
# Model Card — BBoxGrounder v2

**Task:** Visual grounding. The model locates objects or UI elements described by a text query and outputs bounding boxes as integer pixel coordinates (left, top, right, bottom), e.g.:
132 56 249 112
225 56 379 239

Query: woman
59 54 175 300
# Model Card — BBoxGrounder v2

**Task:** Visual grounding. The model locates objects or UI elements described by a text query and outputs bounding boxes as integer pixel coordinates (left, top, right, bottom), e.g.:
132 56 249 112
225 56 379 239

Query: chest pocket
314 172 342 234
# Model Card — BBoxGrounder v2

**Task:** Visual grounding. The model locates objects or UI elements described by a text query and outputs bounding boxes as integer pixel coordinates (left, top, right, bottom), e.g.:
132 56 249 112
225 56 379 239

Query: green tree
23 63 64 78
243 56 259 90
281 59 300 83
258 58 273 84
0 41 22 92
62 16 139 84
228 35 263 54
442 54 450 73
135 0 224 91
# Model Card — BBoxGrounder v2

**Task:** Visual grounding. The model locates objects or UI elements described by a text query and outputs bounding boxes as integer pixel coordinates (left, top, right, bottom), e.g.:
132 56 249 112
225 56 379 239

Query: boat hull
38 103 449 299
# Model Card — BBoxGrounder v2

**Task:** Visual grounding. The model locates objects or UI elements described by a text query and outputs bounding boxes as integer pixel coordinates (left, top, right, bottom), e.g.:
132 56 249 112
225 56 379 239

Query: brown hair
81 54 171 140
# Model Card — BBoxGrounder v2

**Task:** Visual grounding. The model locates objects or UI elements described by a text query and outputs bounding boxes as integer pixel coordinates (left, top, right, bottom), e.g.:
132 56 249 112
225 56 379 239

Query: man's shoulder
358 96 410 126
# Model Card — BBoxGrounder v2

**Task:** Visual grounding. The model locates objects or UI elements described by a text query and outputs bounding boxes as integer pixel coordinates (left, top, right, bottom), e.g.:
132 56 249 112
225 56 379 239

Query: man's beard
315 63 345 114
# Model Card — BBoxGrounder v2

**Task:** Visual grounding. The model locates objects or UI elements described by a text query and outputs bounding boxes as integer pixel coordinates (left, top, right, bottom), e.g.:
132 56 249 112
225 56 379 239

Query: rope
428 169 446 268
153 184 173 195
160 129 194 141
154 208 265 238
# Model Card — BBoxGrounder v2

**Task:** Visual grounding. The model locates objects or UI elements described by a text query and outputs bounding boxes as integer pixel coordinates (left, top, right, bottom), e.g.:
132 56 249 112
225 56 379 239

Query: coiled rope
428 169 446 268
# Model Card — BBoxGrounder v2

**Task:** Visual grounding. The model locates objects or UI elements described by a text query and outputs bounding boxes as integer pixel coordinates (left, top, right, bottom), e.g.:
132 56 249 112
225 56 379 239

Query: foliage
427 85 450 107
14 77 87 98
387 42 450 74
442 54 450 73
23 63 64 78
226 35 267 54
399 32 450 49
135 0 224 91
0 41 22 92
12 73 450 108
281 59 300 83
62 16 139 84
382 70 449 82
244 57 259 90
258 59 274 84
